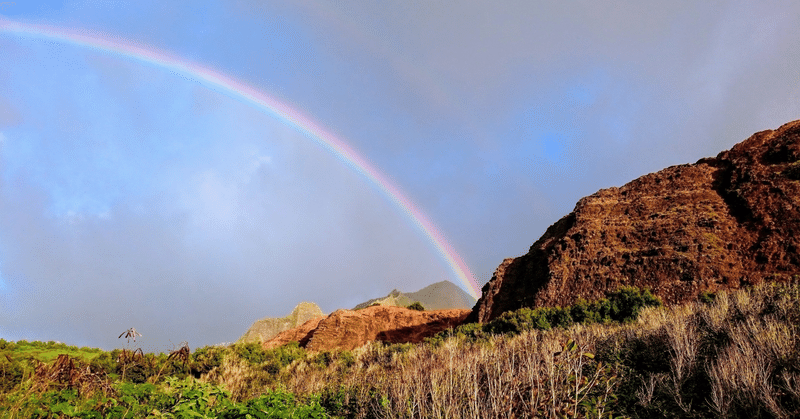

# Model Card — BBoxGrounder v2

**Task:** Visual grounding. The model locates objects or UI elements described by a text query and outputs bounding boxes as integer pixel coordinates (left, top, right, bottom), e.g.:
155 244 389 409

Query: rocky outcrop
353 280 476 310
264 306 470 351
239 302 324 343
470 120 800 323
353 289 413 310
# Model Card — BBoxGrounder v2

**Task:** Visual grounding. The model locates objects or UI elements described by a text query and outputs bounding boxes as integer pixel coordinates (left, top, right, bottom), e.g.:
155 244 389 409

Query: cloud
0 138 454 350
0 41 457 350
2 1 800 350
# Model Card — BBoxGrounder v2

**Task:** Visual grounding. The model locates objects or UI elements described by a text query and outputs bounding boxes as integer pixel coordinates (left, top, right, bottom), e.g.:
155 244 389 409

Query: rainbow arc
0 18 480 299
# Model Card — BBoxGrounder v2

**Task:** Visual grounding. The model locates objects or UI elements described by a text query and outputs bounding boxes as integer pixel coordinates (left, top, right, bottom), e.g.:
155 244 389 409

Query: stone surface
239 302 324 343
469 120 800 323
263 305 470 351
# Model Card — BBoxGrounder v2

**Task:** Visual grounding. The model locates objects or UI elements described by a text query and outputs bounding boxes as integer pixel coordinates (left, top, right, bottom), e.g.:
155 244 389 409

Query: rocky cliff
264 305 470 351
239 302 324 343
470 120 800 323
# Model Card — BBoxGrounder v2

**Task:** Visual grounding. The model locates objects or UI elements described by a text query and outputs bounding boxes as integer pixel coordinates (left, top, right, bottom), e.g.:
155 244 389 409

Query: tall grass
275 282 800 418
279 324 621 418
3 283 800 418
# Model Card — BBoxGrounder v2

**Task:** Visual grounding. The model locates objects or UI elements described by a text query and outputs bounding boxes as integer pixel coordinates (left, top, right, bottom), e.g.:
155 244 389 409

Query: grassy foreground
2 283 800 418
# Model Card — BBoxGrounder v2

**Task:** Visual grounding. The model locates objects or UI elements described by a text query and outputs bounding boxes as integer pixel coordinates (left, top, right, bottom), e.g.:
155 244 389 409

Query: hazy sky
1 1 798 351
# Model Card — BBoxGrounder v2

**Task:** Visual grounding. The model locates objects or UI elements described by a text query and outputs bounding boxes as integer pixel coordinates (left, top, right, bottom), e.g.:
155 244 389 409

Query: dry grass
189 282 800 418
618 282 800 418
32 354 114 397
202 355 274 402
278 325 621 418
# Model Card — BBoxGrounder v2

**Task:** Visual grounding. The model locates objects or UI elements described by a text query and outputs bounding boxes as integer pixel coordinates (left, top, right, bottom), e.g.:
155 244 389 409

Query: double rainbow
0 18 480 299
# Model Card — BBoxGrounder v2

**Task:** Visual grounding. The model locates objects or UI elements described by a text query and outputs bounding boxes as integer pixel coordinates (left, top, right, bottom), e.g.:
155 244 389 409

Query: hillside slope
353 280 476 310
470 120 800 323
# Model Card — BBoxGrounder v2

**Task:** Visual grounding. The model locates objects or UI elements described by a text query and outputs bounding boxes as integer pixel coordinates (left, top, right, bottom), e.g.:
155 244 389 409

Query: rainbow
0 18 481 299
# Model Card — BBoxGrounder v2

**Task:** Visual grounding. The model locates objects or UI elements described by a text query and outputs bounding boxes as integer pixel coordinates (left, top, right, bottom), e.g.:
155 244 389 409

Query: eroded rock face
264 306 470 351
469 120 800 323
239 302 324 343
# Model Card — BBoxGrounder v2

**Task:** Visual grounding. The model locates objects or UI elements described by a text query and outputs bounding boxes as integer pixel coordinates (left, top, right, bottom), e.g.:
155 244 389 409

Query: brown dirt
264 305 470 351
469 120 800 323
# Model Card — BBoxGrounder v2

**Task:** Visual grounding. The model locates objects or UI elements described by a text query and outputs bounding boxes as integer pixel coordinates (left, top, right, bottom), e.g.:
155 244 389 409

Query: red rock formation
239 302 324 344
264 306 470 351
262 315 327 349
469 120 800 323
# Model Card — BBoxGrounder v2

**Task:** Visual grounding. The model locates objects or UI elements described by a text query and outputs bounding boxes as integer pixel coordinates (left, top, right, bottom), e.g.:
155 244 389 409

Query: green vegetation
429 286 662 344
0 340 329 418
406 301 425 311
3 284 800 417
0 340 103 363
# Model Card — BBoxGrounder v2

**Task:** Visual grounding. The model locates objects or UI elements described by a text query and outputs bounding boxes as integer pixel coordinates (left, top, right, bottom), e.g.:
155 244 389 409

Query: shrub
88 352 115 376
571 298 602 323
0 356 24 393
444 286 662 341
191 345 226 377
698 290 717 304
262 341 306 375
425 323 485 346
0 339 15 351
231 342 268 364
607 286 662 322
407 302 425 311
314 351 335 368
218 388 330 418
485 306 574 335
338 350 355 369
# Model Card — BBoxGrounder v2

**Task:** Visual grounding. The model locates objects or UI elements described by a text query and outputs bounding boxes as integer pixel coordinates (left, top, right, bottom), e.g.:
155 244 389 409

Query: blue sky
1 1 799 351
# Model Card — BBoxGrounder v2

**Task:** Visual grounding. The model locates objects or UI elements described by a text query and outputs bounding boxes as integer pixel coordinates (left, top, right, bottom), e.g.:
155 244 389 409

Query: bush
262 341 306 375
191 345 226 377
571 298 602 323
437 286 663 341
698 290 717 304
231 342 269 364
0 339 15 351
407 302 425 311
607 286 662 322
425 322 487 346
218 388 331 418
88 352 115 376
0 356 24 393
485 306 572 335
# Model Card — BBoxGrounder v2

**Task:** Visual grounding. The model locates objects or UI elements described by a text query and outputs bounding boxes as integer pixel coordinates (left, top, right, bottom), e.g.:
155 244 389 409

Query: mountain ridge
353 280 476 310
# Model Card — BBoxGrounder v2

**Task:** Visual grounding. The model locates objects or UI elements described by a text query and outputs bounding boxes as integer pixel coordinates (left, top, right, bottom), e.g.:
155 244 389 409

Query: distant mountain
239 302 324 344
353 280 476 311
